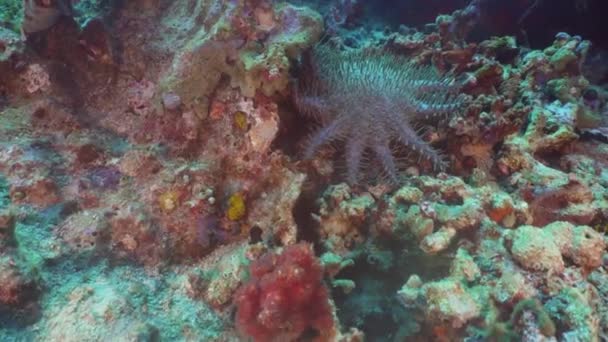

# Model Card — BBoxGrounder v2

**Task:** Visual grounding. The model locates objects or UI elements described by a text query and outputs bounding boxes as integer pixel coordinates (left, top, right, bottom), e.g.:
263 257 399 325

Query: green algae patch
0 0 23 33
14 208 62 271
0 107 33 137
37 265 226 341
545 288 595 340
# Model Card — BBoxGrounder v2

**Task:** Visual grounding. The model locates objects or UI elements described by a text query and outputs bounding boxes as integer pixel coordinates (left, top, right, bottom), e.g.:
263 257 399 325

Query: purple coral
196 215 230 248
294 45 467 184
325 0 361 34
87 166 121 190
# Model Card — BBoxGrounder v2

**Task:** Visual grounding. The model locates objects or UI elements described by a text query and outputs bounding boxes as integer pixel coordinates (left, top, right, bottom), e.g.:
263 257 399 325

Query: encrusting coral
294 44 469 184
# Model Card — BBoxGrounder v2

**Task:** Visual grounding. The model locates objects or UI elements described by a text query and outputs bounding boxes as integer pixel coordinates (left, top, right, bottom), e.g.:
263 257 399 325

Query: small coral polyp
234 243 335 342
294 44 468 184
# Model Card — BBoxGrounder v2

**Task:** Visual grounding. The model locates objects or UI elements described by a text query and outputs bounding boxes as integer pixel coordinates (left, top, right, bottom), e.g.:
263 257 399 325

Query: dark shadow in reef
296 0 608 51
371 0 608 50
272 93 317 159
272 75 330 249
362 0 469 29
332 236 454 341
515 0 608 50
292 184 322 247
0 299 41 331
0 200 86 330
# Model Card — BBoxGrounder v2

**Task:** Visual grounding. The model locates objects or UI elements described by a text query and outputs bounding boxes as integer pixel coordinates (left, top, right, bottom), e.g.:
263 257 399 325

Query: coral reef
1 0 608 341
292 5 608 339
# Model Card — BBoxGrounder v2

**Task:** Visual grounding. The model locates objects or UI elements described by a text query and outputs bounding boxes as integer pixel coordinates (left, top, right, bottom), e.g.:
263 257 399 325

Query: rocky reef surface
1 0 608 341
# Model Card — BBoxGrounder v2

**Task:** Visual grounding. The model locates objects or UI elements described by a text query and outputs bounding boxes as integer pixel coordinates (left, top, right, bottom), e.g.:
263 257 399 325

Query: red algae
235 243 335 342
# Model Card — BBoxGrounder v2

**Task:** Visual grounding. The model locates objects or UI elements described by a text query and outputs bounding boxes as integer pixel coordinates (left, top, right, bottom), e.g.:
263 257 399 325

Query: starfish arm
413 82 460 96
371 142 399 184
293 85 330 119
345 135 365 185
303 118 346 159
409 94 468 121
393 118 447 171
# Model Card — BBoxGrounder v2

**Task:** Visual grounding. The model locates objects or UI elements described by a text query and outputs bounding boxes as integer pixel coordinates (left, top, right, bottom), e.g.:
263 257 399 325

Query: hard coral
234 243 335 342
294 44 468 184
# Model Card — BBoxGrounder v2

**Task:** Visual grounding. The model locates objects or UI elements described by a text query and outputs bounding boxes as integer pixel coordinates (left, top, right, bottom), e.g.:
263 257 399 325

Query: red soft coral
234 243 335 342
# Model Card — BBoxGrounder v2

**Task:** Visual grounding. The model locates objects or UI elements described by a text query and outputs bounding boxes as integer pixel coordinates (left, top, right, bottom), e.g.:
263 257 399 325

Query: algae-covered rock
449 248 480 283
159 0 323 109
403 204 434 241
316 183 376 256
510 225 564 273
549 48 578 72
492 272 536 305
40 267 226 341
55 209 110 256
0 254 39 308
545 221 606 269
0 0 22 33
545 287 599 341
422 278 480 328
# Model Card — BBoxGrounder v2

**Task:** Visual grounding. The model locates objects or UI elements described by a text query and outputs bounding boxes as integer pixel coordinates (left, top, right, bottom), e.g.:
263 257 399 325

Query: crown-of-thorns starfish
294 45 468 184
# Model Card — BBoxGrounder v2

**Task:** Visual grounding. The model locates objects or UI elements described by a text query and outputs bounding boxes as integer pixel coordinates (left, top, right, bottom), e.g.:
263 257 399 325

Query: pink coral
234 243 335 342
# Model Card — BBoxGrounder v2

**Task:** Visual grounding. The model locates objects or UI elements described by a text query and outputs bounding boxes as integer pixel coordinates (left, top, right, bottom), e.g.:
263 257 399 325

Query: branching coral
294 44 468 184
